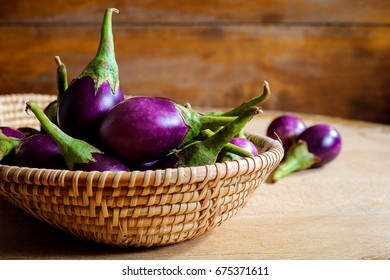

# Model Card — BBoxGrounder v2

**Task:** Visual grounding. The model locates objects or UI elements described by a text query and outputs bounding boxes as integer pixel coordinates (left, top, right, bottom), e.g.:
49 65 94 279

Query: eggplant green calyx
207 81 271 117
270 139 320 183
175 106 262 167
175 103 237 143
55 56 68 101
0 132 20 161
199 129 253 158
26 102 103 171
79 8 119 95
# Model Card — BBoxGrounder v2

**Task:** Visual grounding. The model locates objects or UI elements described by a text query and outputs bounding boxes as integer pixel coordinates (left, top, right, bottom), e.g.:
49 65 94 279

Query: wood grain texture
1 0 390 24
0 1 390 124
1 112 389 259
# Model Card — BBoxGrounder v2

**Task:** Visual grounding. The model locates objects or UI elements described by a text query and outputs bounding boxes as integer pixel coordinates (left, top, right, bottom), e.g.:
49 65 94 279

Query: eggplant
99 96 237 164
57 8 124 145
230 137 259 156
0 126 25 139
14 134 66 169
0 128 65 169
266 114 306 152
218 137 259 162
150 107 262 169
271 124 342 182
27 102 130 172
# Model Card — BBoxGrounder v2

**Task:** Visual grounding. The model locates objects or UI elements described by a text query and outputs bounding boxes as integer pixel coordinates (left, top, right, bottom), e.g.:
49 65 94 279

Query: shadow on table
0 199 176 260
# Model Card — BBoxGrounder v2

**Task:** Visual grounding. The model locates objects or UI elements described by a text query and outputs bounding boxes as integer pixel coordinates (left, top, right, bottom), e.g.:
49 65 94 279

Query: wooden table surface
0 110 389 260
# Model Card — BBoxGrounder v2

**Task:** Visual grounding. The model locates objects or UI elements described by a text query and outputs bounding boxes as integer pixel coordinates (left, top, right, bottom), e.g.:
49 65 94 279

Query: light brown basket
0 93 284 247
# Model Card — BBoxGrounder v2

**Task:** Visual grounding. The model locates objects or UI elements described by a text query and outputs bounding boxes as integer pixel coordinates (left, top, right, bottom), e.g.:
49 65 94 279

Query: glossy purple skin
99 96 189 164
0 127 25 139
17 127 40 137
297 124 342 168
15 134 66 169
73 153 130 172
266 115 306 151
230 138 258 156
57 76 124 144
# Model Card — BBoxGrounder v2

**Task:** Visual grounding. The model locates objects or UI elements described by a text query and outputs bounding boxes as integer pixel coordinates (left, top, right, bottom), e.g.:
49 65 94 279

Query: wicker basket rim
0 134 282 188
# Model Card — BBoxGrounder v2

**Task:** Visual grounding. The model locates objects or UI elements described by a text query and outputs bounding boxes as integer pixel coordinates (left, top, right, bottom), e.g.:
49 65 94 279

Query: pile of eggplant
266 114 342 182
0 8 270 173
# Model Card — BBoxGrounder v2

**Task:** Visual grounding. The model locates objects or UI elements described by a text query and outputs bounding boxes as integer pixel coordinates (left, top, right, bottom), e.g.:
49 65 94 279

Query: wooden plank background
0 0 390 124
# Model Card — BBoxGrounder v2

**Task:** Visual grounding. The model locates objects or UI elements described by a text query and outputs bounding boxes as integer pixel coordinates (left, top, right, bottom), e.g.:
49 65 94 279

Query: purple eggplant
0 128 65 168
0 126 25 139
57 8 124 145
271 124 342 182
266 114 306 151
230 138 259 156
14 134 66 169
27 102 130 172
218 137 259 162
99 96 238 164
150 107 262 169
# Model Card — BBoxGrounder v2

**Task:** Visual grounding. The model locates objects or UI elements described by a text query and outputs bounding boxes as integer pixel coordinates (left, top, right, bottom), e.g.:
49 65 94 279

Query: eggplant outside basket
0 93 284 247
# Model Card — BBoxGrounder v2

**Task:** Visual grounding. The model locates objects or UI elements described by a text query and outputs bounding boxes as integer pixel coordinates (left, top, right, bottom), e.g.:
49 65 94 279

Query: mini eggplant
230 137 259 156
298 124 342 168
27 102 130 172
14 134 66 169
271 124 342 182
99 96 237 164
218 137 259 162
0 126 25 139
57 8 124 145
151 107 262 169
266 114 306 152
0 129 65 168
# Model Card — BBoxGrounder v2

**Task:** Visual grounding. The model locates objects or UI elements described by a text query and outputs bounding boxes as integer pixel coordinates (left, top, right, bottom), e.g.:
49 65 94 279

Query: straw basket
0 93 283 247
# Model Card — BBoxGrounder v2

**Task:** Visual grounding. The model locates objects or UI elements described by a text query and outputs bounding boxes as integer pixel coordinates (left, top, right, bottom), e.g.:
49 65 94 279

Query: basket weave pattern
0 93 283 247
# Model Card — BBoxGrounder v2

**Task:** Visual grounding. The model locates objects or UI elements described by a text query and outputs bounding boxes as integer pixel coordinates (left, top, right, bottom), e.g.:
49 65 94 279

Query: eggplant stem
200 129 254 157
97 8 119 57
55 55 68 100
270 140 320 183
25 102 102 170
202 107 262 155
208 81 271 117
79 8 120 94
198 114 237 128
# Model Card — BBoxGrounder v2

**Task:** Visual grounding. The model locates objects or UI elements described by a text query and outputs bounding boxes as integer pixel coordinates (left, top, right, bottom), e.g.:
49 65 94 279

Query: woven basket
0 93 283 247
